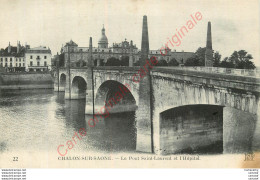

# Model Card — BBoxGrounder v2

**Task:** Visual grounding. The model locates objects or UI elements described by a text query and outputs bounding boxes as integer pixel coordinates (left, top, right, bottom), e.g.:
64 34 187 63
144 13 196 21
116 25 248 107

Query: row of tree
97 48 256 69
104 56 180 67
184 47 256 69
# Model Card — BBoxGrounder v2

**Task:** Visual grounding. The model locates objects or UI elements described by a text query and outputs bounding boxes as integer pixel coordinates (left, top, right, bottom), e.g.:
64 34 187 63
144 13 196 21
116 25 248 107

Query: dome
98 35 108 43
98 25 108 48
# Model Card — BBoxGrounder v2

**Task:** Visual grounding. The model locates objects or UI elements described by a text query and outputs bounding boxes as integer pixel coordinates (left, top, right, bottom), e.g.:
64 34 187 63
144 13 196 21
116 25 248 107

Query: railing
58 66 260 78
154 66 260 78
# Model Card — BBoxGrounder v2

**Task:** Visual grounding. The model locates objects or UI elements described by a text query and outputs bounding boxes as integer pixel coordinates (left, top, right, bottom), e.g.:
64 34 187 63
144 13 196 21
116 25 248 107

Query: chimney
8 42 11 53
17 41 20 53
205 21 213 67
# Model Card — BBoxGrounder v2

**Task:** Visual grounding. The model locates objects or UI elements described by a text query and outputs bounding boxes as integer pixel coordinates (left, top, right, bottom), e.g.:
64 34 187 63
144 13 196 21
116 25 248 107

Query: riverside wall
0 73 54 89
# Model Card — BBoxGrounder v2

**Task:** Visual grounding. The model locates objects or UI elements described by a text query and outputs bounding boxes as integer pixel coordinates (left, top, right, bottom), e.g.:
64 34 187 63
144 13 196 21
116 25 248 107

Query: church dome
98 25 108 48
99 35 108 43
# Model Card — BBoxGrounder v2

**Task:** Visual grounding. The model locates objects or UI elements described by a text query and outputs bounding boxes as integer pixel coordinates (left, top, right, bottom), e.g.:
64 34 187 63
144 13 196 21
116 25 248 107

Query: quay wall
0 73 54 89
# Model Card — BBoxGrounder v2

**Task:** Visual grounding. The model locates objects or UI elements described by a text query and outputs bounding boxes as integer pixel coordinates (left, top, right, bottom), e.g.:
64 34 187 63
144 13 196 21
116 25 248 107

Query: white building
25 46 52 72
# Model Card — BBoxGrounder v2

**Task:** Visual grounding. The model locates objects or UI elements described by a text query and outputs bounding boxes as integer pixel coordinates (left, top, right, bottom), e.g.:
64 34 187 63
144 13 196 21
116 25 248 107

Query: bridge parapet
152 68 260 94
154 66 260 77
94 66 140 71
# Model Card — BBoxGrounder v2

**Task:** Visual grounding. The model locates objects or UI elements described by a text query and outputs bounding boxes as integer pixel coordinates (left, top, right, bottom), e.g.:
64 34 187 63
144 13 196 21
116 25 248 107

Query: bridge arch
71 76 87 99
59 73 66 91
95 80 137 114
94 80 137 152
157 103 257 155
159 104 224 155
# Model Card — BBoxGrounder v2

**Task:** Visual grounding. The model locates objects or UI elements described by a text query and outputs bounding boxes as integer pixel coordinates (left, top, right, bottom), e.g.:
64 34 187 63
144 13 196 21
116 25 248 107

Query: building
0 41 27 72
25 46 52 72
170 50 195 65
58 25 195 68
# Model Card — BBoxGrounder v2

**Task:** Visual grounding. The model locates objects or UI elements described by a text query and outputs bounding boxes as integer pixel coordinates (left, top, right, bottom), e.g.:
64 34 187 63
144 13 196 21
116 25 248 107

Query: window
5 63 7 67
5 58 7 61
16 63 17 66
19 58 21 62
37 56 40 59
44 56 47 59
37 62 40 66
30 55 33 59
10 58 12 62
30 61 33 66
19 63 21 67
23 58 24 61
16 58 17 61
44 61 47 66
0 58 2 62
10 63 12 67
0 63 2 67
23 63 25 67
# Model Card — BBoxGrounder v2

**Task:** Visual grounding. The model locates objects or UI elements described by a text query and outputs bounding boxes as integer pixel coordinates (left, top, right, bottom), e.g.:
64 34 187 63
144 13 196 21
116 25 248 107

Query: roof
98 26 108 44
25 46 51 54
65 40 78 47
98 35 108 44
0 46 25 57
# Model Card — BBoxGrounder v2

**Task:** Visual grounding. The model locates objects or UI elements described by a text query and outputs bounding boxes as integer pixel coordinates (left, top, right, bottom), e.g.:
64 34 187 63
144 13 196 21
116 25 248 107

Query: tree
121 56 129 66
195 47 206 66
155 59 168 66
184 56 200 66
184 47 222 67
229 50 255 69
105 57 121 66
220 57 234 68
184 47 207 66
168 58 179 66
213 51 221 67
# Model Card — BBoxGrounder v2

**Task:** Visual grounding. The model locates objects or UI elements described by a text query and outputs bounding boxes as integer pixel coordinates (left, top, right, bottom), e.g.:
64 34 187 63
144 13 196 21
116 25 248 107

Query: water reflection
0 90 136 154
83 112 136 153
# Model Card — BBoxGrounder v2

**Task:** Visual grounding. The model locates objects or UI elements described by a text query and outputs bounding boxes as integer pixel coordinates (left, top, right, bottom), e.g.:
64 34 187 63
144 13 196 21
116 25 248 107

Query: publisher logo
244 153 255 161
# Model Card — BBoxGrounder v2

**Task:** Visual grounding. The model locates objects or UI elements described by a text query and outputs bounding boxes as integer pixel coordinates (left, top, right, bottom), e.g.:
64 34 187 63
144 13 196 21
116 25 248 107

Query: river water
0 89 137 156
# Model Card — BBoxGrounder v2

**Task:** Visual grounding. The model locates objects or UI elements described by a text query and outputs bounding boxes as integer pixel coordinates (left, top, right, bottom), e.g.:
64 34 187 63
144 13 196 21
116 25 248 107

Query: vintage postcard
0 0 259 168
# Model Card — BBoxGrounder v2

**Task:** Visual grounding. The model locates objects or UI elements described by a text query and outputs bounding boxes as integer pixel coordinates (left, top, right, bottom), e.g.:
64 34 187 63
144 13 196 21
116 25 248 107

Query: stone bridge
54 66 260 155
53 15 260 155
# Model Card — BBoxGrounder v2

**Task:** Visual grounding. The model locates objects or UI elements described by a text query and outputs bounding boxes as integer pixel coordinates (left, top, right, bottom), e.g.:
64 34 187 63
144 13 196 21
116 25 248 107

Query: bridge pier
85 69 94 114
54 73 59 92
252 100 260 152
64 76 71 99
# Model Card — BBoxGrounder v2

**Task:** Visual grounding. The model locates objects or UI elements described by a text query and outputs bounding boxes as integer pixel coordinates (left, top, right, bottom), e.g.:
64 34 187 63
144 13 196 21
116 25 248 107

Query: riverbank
0 72 54 89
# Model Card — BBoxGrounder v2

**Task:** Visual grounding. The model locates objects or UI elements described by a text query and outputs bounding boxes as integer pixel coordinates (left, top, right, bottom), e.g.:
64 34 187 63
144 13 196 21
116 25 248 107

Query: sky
0 0 259 65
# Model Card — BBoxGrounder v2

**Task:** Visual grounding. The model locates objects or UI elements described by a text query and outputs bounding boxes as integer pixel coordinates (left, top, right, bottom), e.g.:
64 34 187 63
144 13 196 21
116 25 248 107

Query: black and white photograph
0 0 259 170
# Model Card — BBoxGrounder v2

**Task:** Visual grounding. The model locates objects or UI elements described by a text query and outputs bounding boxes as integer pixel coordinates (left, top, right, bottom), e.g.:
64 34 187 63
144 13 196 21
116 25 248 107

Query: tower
205 21 213 67
88 37 93 67
140 16 149 66
129 40 133 67
98 25 108 48
136 15 153 153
